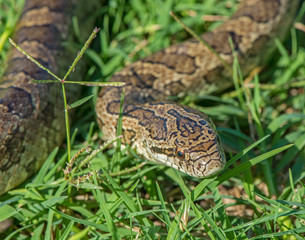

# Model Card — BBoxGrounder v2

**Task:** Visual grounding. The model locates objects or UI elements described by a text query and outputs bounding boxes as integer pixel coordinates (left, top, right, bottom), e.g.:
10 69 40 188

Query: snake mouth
184 142 225 177
142 140 226 178
184 158 223 178
202 158 226 177
204 148 226 177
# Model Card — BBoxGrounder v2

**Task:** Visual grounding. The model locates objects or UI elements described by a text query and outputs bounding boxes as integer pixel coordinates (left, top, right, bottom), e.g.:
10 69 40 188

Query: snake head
166 107 226 178
140 103 226 178
171 121 226 178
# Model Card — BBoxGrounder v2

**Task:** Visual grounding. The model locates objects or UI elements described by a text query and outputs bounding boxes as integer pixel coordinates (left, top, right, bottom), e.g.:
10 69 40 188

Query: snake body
96 0 299 177
0 0 99 194
0 0 299 194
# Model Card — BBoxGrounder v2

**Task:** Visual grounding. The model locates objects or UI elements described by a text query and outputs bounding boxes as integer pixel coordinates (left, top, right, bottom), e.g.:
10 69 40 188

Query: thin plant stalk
61 83 71 161
9 28 102 165
62 27 100 82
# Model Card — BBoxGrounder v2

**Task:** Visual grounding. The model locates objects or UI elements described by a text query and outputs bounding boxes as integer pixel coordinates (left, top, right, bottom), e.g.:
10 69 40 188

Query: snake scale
0 0 299 195
0 0 100 194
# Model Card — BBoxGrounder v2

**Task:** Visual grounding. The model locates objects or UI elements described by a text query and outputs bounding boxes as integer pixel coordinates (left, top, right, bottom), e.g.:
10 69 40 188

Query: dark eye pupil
177 151 184 158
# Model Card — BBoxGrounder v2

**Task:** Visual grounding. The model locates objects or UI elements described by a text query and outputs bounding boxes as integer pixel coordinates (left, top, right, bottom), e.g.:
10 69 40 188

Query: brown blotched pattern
96 0 299 177
0 0 100 195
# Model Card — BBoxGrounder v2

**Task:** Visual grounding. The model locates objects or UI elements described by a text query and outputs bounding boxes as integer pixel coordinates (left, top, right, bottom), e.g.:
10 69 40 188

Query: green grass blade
68 95 93 109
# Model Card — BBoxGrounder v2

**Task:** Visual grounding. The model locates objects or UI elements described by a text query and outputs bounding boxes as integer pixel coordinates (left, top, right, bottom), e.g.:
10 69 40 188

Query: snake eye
176 148 185 159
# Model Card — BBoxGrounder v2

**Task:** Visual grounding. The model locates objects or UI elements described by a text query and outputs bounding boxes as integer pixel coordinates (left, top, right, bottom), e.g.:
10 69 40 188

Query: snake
0 0 299 195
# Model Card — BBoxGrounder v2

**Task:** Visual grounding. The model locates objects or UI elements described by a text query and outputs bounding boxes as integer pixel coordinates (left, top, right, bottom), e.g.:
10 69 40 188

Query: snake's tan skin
0 0 100 195
0 0 299 194
96 0 299 177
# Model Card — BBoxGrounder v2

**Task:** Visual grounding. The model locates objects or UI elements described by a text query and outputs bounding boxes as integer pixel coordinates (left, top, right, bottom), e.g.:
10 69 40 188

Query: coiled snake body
0 0 299 194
